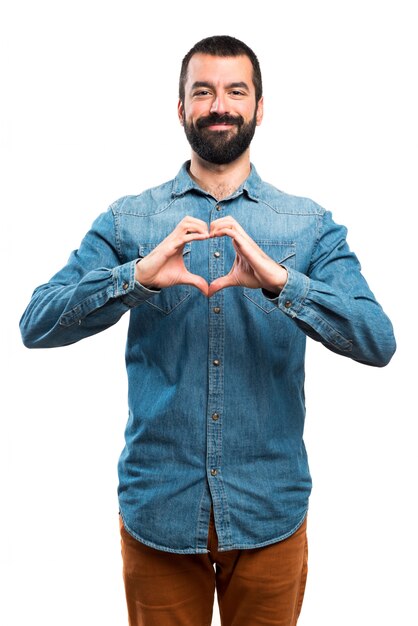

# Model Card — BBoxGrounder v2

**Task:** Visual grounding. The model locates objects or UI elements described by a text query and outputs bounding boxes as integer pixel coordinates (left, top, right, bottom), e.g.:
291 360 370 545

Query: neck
188 150 251 200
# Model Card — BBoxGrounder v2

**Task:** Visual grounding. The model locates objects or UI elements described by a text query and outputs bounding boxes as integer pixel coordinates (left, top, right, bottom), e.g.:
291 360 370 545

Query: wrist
263 265 288 295
135 259 158 290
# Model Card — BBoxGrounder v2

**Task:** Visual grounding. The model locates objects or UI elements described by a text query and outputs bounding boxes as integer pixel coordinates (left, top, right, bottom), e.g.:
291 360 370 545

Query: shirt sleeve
20 207 159 348
264 210 396 367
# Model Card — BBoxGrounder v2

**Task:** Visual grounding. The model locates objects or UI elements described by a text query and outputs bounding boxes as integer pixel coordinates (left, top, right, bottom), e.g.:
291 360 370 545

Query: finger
208 227 251 254
169 231 209 253
210 216 247 239
171 218 210 248
178 216 209 235
210 215 241 229
182 232 210 243
179 215 208 228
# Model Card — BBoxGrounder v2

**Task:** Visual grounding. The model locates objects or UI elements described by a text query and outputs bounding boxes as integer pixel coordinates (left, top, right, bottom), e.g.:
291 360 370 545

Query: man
20 35 396 626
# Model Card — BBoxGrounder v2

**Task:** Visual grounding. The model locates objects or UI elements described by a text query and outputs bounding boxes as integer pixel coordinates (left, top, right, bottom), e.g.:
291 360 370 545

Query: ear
256 96 264 126
178 100 184 126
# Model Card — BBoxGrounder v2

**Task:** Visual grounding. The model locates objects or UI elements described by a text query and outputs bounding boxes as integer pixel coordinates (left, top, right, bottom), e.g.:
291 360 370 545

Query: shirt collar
171 161 261 202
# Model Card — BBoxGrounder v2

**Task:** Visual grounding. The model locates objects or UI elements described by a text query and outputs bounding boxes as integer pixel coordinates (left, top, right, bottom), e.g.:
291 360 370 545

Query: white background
2 1 417 624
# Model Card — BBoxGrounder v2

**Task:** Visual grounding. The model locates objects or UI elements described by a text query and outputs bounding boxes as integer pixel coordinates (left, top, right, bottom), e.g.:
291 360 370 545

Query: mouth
205 123 236 131
197 114 243 131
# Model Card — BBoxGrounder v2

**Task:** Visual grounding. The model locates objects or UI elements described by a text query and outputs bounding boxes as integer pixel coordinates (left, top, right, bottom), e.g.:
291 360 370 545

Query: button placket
207 216 225 507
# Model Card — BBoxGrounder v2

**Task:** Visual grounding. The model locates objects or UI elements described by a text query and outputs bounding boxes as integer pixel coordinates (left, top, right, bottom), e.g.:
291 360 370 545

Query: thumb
208 275 236 297
183 271 209 297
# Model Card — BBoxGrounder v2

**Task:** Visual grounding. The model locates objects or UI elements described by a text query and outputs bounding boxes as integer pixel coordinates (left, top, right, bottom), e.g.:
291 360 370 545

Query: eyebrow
191 81 250 91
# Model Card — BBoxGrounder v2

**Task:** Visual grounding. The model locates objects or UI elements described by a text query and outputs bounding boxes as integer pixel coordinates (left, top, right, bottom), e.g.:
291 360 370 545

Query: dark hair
179 35 263 104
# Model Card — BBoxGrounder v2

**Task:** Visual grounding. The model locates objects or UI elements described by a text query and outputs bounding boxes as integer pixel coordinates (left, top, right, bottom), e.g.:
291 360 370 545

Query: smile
206 123 235 131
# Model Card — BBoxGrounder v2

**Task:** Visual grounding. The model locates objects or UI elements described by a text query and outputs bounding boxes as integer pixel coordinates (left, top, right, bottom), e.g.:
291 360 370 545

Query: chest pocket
243 242 296 313
138 243 191 315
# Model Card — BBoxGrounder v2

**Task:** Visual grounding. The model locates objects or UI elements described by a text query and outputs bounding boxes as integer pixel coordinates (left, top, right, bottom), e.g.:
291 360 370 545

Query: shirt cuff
262 266 310 318
112 260 160 307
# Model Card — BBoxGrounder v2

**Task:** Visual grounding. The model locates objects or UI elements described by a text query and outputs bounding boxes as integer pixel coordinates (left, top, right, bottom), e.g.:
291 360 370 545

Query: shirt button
212 412 220 421
285 300 292 308
214 251 221 258
210 469 218 476
213 307 221 314
213 359 220 367
215 205 221 211
122 282 129 290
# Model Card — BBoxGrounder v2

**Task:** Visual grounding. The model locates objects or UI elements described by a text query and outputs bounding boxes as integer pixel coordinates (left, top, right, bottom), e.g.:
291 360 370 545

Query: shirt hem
119 509 308 555
119 513 209 555
217 510 308 552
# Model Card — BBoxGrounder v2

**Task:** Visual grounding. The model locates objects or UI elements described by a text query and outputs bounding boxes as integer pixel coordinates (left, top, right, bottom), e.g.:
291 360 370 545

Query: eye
229 90 246 97
193 90 211 97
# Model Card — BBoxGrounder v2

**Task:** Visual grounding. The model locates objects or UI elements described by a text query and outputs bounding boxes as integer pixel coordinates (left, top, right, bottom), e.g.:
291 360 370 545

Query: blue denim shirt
20 162 396 553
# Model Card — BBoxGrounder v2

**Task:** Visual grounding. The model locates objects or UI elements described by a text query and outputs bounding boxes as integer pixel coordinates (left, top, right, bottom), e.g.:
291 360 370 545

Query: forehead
185 53 254 90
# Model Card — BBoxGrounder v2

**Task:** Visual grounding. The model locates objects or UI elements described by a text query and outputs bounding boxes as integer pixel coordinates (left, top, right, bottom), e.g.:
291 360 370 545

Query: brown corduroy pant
120 513 308 626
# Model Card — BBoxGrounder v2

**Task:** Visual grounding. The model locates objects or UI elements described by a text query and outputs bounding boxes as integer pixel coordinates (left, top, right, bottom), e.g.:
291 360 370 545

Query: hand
208 216 288 297
135 216 210 296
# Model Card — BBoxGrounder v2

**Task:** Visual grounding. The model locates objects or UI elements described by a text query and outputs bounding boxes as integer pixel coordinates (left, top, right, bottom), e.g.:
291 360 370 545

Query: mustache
196 113 244 129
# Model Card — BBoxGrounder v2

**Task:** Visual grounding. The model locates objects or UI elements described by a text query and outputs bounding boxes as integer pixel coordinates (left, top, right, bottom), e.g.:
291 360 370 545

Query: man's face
178 54 264 165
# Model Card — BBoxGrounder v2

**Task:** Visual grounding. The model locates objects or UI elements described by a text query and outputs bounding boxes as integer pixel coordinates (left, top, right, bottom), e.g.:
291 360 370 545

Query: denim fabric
20 162 396 553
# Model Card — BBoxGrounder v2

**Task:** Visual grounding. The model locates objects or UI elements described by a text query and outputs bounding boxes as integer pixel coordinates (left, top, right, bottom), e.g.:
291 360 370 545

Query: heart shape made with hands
183 235 262 298
136 216 287 299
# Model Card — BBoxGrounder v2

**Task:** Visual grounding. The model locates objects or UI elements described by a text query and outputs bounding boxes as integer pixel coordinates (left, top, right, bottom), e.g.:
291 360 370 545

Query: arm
209 213 396 367
20 209 154 348
277 210 396 366
20 211 210 349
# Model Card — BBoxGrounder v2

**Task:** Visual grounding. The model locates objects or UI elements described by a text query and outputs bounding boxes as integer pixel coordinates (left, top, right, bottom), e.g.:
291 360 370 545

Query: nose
210 93 228 115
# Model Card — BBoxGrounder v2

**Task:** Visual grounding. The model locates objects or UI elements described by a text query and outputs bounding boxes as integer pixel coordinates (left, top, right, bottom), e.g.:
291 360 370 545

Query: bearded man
20 35 396 626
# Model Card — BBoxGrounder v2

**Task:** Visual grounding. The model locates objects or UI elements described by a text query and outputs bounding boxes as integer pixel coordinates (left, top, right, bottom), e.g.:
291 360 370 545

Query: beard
183 111 257 165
